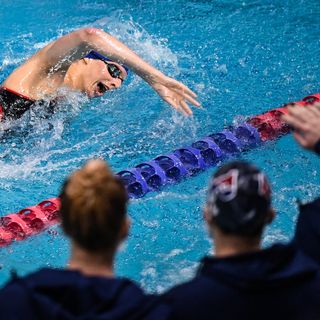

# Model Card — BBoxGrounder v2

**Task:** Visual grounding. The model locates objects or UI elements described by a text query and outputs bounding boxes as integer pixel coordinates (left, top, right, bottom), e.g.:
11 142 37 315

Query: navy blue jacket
163 243 320 319
295 197 320 264
0 268 169 320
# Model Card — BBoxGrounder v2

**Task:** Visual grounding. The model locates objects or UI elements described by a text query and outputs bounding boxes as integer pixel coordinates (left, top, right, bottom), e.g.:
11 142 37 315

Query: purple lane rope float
1 93 320 246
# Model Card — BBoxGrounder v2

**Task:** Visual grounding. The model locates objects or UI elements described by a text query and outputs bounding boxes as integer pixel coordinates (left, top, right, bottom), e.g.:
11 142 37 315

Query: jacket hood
199 243 318 291
4 268 151 320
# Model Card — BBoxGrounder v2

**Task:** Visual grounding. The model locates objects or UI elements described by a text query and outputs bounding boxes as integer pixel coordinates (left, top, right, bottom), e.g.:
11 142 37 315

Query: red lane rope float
0 198 60 246
247 94 320 141
0 93 319 247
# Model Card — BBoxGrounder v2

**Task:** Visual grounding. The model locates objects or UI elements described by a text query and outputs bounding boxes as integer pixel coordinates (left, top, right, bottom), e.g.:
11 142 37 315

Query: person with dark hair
163 160 320 320
283 103 320 264
0 28 200 121
0 159 169 320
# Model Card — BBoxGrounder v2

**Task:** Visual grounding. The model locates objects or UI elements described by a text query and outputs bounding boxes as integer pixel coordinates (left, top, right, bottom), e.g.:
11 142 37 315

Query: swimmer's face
75 58 128 98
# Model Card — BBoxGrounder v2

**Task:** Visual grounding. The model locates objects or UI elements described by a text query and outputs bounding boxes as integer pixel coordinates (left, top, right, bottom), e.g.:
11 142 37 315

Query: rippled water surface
0 0 319 291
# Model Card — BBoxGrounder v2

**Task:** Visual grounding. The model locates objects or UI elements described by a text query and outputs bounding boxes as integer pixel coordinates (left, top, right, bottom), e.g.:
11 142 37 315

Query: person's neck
67 244 115 278
212 229 261 258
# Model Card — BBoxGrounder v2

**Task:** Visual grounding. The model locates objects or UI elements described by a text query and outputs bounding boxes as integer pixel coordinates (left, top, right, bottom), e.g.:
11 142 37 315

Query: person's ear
204 206 214 226
265 208 275 225
119 217 131 241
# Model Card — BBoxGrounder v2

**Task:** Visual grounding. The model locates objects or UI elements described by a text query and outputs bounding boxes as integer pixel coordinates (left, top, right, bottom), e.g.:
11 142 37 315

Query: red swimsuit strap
0 105 4 121
0 86 35 101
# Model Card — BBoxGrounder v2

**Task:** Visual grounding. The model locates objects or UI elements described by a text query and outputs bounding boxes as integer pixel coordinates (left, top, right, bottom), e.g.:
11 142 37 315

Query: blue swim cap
84 50 129 75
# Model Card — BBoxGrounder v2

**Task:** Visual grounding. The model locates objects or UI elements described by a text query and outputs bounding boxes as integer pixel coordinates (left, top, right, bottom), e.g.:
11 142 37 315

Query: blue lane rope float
117 122 261 198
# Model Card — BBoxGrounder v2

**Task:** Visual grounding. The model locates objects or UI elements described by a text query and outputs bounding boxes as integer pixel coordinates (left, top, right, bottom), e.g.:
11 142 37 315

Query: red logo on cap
212 169 239 202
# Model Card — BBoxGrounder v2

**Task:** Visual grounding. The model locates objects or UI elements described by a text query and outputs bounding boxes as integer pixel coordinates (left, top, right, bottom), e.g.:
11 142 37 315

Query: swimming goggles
104 62 124 81
85 51 128 81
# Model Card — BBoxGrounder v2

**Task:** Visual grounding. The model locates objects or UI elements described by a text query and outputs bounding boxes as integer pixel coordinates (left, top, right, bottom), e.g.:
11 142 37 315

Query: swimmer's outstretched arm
38 28 200 115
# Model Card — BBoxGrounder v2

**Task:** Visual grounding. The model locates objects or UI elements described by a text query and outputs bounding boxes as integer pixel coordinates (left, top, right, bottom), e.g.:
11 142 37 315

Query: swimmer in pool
0 28 200 121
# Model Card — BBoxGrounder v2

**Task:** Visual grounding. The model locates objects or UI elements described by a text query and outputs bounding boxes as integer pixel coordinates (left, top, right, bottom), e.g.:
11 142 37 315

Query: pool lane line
0 93 319 247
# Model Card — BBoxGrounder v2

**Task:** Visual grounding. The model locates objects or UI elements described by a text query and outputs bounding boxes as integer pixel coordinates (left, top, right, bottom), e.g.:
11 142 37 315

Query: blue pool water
0 0 319 292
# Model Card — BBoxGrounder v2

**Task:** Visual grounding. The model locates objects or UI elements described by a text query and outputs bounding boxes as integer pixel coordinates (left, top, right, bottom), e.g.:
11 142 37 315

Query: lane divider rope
1 93 319 247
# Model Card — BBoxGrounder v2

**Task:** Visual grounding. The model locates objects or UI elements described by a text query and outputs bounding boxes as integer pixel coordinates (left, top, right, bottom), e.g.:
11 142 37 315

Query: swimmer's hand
148 75 201 116
282 103 320 151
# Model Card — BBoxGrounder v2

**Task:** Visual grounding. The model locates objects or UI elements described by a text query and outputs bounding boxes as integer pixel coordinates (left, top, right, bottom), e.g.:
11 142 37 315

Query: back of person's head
206 161 272 237
59 159 128 252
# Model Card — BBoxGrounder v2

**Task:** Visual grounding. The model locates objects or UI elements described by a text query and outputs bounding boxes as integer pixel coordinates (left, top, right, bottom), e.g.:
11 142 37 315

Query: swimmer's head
64 51 128 98
59 159 129 253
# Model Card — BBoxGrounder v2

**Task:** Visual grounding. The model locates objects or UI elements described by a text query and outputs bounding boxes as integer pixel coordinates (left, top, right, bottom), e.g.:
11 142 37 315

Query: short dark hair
59 159 128 252
207 161 271 237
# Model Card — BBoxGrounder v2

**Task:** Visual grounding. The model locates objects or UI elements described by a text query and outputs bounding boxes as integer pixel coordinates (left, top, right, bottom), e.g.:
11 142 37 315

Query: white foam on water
93 12 179 72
